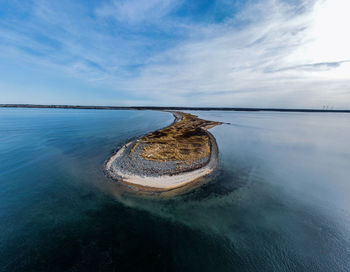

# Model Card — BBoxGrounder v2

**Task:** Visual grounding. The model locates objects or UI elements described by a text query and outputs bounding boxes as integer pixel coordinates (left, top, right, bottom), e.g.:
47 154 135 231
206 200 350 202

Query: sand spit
105 111 221 191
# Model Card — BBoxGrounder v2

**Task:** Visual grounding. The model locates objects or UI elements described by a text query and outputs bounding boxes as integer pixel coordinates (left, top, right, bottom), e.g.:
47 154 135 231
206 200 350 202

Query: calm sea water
0 108 350 271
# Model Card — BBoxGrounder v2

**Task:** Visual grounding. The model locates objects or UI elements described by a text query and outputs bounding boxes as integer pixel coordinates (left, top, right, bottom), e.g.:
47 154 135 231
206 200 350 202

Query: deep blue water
0 108 350 271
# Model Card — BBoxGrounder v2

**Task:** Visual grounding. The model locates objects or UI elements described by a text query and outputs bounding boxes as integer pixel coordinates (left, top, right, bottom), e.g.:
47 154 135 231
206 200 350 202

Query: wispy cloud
0 0 349 107
112 0 350 107
265 60 350 73
96 0 181 25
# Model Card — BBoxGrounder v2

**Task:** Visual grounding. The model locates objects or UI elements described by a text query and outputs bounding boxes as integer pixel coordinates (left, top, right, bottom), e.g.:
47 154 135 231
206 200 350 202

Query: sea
0 108 350 271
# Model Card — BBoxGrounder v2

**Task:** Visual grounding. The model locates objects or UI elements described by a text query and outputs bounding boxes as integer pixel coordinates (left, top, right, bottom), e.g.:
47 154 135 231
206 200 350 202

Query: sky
0 0 349 108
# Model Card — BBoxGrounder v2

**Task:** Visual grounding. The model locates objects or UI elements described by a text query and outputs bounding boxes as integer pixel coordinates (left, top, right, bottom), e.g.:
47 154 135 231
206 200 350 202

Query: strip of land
1 104 349 113
105 111 221 190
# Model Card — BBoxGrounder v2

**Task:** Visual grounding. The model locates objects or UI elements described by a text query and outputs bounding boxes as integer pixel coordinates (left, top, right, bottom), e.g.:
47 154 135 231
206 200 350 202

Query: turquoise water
0 109 350 271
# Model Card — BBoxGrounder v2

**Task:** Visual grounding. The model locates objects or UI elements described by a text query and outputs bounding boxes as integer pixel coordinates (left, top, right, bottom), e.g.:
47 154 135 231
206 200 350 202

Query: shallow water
0 109 350 271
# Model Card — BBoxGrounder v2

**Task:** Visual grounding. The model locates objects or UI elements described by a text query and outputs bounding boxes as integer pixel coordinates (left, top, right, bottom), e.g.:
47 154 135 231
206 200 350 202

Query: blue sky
0 0 349 108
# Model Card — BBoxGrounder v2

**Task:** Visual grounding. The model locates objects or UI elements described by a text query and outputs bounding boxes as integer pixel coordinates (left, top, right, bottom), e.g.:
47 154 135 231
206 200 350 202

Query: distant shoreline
1 104 349 113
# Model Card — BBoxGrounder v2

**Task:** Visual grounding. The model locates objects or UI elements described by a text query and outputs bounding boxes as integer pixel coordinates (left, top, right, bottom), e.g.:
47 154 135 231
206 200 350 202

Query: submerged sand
105 111 221 191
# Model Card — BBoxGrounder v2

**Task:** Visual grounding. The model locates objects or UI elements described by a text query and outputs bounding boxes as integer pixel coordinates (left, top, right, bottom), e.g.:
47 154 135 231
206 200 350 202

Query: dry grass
130 112 221 163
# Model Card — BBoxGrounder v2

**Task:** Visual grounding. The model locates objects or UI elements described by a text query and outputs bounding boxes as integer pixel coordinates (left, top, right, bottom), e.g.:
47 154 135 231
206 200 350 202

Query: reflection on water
0 109 350 271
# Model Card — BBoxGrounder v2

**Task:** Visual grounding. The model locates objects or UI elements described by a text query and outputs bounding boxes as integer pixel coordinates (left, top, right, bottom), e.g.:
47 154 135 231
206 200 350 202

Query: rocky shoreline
105 111 221 191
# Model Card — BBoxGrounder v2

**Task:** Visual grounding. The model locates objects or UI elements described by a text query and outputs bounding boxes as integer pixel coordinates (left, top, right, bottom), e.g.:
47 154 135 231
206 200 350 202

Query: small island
105 112 221 191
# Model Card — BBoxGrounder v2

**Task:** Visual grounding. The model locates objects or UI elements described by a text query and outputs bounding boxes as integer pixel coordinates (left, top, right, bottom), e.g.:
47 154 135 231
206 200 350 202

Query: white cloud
96 0 180 25
289 0 350 63
113 0 350 108
1 0 349 108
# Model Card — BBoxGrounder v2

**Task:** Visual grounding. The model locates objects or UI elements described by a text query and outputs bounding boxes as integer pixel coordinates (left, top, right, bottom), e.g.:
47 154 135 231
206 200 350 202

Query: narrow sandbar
105 111 221 191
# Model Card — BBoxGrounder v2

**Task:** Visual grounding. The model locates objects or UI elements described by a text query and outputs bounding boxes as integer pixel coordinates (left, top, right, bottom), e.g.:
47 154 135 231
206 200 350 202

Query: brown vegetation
129 112 221 163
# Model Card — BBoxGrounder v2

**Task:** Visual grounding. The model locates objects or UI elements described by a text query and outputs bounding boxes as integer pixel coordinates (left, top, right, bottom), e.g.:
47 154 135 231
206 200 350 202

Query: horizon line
1 104 349 113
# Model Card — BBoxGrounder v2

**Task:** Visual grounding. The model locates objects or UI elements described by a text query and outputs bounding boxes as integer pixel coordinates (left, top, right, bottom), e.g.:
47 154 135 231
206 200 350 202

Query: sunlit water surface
0 109 349 271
